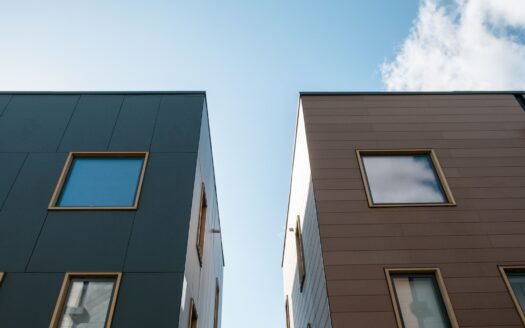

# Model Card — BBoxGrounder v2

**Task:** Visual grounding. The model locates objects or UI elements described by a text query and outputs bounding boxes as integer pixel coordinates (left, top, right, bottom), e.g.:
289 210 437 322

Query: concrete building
0 92 224 328
282 92 525 327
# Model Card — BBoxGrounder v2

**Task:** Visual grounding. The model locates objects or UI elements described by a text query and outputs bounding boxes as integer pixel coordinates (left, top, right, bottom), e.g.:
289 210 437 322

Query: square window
356 150 455 207
500 266 525 325
386 269 458 328
49 152 148 210
50 273 122 328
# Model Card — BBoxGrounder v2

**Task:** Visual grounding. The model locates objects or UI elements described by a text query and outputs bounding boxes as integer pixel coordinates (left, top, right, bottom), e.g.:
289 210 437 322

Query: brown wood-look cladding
302 94 525 328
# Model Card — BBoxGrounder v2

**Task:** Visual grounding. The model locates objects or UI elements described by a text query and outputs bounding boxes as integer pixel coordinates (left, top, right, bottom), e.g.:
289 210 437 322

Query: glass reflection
508 273 525 313
58 157 144 207
58 278 115 328
392 275 451 328
361 154 447 204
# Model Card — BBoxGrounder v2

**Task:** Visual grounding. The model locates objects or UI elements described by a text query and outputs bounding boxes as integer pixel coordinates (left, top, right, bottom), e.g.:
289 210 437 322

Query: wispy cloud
381 0 525 91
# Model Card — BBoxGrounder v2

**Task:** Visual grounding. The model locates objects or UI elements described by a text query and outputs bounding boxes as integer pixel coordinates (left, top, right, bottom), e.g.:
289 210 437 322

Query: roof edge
0 91 206 95
300 91 525 96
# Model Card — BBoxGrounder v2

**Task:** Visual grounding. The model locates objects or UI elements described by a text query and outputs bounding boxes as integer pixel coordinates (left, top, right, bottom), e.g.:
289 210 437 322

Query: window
356 150 455 207
0 272 4 284
385 268 458 328
49 152 148 210
189 298 198 328
49 273 122 328
500 266 525 325
285 296 291 328
196 184 207 266
295 216 306 292
213 279 220 328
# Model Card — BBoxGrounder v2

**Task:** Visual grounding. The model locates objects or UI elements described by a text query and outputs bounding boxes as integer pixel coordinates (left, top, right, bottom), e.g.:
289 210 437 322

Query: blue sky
0 0 449 326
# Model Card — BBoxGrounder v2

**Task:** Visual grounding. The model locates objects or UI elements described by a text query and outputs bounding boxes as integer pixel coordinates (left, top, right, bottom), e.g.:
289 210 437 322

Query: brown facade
284 92 525 328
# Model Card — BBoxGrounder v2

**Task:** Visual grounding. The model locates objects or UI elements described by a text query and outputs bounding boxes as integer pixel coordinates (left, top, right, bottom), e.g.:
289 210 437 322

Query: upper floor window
295 216 306 292
386 268 458 328
356 150 455 207
500 266 525 325
49 152 148 210
49 273 122 328
196 184 208 266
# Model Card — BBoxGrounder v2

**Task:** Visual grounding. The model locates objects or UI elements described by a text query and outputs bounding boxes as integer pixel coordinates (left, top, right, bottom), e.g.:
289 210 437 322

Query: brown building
282 92 525 328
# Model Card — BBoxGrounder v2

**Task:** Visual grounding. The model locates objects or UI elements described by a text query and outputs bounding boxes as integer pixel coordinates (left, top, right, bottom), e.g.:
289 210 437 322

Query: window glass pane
392 275 451 328
58 278 115 328
362 154 447 204
508 273 525 313
58 157 144 207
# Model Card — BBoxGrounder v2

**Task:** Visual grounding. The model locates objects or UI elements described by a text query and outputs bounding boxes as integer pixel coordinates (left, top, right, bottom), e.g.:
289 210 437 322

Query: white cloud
381 0 525 91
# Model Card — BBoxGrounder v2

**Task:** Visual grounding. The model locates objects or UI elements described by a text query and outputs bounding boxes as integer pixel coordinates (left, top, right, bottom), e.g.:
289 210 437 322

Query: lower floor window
386 268 457 328
50 273 122 328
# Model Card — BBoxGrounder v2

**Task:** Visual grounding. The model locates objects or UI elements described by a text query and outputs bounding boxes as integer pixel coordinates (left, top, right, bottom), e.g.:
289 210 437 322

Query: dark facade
283 92 525 327
0 92 224 327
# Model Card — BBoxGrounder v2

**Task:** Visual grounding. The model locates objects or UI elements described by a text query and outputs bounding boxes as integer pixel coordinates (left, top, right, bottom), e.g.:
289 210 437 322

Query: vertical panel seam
0 95 13 117
148 95 164 151
56 95 82 152
106 95 127 150
24 211 51 273
0 152 29 212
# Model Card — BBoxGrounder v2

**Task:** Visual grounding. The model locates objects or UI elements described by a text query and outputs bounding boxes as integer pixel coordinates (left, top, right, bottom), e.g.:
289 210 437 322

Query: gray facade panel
0 273 63 328
0 153 27 212
27 211 134 272
58 95 123 151
124 153 197 272
0 95 12 116
0 95 78 152
150 95 204 152
108 95 162 151
112 273 183 328
0 153 66 271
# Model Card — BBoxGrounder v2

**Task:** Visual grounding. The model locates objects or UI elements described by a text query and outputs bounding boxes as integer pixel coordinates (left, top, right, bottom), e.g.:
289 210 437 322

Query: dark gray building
0 92 224 328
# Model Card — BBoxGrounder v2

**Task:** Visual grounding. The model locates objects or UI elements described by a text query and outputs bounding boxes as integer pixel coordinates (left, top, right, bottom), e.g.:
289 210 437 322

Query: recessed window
356 150 455 207
196 184 207 266
49 152 148 210
213 279 220 328
295 216 306 292
285 296 291 328
386 269 458 328
189 298 198 328
50 273 122 328
500 266 525 325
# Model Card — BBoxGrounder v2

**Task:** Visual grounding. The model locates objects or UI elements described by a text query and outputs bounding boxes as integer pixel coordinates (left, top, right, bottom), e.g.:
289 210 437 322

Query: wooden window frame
385 268 458 328
499 265 525 325
48 152 149 210
49 272 122 328
188 298 198 328
356 149 456 208
196 183 207 267
295 216 306 292
213 278 220 328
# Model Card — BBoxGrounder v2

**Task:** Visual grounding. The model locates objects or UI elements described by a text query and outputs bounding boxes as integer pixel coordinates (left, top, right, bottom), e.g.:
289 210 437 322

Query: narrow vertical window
196 184 207 266
49 273 122 328
386 269 458 328
500 266 525 325
285 296 291 328
213 279 220 328
189 298 198 328
295 216 306 291
0 272 4 284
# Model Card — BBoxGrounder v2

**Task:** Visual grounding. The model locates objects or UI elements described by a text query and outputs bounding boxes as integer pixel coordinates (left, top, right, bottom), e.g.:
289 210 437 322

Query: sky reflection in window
362 154 447 204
